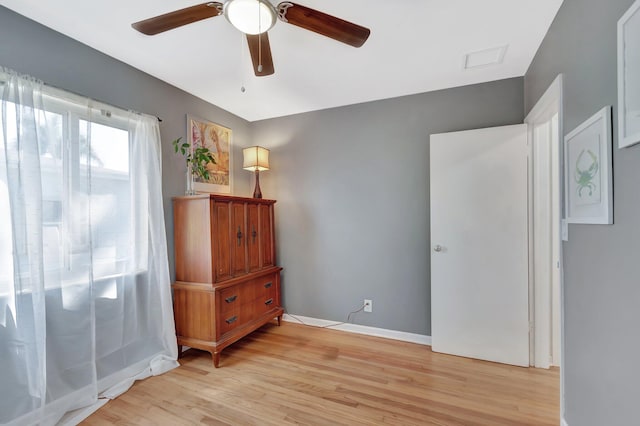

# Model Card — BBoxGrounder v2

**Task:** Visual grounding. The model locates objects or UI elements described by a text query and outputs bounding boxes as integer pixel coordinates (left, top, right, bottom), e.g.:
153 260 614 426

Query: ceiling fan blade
277 2 370 48
132 2 224 35
246 33 275 77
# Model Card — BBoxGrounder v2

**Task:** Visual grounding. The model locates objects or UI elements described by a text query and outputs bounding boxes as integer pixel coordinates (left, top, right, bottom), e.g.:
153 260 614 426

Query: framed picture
565 106 613 224
188 115 232 194
617 0 640 148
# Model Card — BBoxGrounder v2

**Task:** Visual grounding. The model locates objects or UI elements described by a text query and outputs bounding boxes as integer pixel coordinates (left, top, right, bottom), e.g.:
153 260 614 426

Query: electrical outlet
364 299 372 313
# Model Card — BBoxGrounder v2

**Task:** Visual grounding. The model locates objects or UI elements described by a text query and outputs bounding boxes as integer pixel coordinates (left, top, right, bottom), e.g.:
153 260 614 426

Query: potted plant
172 137 216 195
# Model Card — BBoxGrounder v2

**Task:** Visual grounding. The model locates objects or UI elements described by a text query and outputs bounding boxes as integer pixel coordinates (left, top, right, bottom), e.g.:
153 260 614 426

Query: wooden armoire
172 194 283 367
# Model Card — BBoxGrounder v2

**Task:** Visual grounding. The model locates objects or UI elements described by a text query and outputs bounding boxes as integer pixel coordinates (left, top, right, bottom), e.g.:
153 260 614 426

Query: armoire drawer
218 303 258 336
253 275 277 299
218 283 256 313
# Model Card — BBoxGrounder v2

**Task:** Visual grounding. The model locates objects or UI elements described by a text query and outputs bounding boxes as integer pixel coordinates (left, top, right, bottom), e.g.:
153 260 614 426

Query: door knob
433 245 443 252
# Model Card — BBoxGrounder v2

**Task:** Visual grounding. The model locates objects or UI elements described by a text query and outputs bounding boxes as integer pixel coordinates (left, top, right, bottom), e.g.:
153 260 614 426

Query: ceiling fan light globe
224 0 276 35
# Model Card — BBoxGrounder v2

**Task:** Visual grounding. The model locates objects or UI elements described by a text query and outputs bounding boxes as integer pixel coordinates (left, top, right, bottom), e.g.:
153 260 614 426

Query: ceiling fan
131 0 371 77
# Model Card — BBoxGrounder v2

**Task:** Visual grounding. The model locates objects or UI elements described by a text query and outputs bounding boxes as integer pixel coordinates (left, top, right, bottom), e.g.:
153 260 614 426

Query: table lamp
243 146 270 198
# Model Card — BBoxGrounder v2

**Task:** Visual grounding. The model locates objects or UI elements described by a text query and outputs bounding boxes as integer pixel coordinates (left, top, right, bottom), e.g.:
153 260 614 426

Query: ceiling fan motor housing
223 0 277 34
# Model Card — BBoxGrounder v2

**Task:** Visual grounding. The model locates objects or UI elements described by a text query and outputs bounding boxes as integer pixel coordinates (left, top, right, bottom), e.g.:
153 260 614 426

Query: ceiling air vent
463 45 508 69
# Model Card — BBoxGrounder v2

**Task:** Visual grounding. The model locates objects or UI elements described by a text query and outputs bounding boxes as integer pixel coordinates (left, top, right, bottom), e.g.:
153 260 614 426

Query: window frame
0 83 143 296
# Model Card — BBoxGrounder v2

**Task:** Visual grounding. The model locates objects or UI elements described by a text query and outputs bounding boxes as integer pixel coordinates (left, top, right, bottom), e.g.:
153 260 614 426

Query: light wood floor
84 322 559 425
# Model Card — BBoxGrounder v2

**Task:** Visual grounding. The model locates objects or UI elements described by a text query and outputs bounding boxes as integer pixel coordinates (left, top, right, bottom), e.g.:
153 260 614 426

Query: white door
430 124 529 367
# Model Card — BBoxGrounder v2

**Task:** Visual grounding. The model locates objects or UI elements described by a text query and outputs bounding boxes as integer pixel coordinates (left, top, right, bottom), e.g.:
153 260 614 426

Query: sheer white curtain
0 67 178 426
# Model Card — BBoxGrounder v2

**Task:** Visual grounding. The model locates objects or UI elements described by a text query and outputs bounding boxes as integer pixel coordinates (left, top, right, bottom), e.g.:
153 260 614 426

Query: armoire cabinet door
247 203 260 272
259 204 274 268
213 201 232 282
231 202 247 276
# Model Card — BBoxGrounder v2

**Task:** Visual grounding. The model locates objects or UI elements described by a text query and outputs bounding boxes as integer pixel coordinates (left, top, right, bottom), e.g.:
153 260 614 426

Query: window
0 95 134 295
0 70 175 426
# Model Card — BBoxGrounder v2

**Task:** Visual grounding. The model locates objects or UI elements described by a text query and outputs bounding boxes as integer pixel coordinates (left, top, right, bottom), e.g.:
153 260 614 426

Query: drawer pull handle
265 298 273 306
252 226 257 243
225 315 238 324
264 282 272 288
237 227 243 246
225 295 237 303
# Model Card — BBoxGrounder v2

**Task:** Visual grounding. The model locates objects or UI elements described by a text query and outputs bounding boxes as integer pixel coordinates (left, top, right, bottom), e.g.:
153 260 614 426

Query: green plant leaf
172 136 217 181
172 137 182 153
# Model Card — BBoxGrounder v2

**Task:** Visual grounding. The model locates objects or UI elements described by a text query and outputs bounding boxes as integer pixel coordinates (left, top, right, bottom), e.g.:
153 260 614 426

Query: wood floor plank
84 322 559 425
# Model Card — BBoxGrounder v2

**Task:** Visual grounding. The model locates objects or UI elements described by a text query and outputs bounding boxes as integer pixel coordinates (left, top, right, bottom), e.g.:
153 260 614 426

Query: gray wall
525 0 640 424
252 78 524 335
0 6 252 280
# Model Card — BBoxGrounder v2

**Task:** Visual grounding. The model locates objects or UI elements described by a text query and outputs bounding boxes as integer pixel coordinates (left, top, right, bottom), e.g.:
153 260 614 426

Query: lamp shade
224 0 277 35
243 146 270 171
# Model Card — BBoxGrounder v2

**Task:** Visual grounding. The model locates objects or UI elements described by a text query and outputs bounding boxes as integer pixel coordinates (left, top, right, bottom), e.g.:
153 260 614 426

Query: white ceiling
0 0 563 122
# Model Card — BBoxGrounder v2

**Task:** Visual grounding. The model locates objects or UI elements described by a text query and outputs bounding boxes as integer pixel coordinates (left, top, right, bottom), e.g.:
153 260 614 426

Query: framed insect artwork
564 106 613 224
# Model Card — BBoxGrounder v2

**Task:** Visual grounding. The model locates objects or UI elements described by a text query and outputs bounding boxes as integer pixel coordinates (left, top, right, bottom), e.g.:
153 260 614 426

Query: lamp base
253 169 262 198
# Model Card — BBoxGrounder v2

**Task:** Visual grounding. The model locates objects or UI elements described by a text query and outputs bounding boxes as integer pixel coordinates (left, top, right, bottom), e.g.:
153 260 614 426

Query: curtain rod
1 66 163 123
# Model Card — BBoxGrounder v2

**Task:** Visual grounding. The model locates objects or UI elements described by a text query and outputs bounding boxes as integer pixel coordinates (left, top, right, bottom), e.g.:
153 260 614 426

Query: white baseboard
561 418 568 426
282 314 431 346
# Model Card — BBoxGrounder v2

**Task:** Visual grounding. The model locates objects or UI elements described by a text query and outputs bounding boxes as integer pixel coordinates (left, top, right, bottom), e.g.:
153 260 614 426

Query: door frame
524 74 564 417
